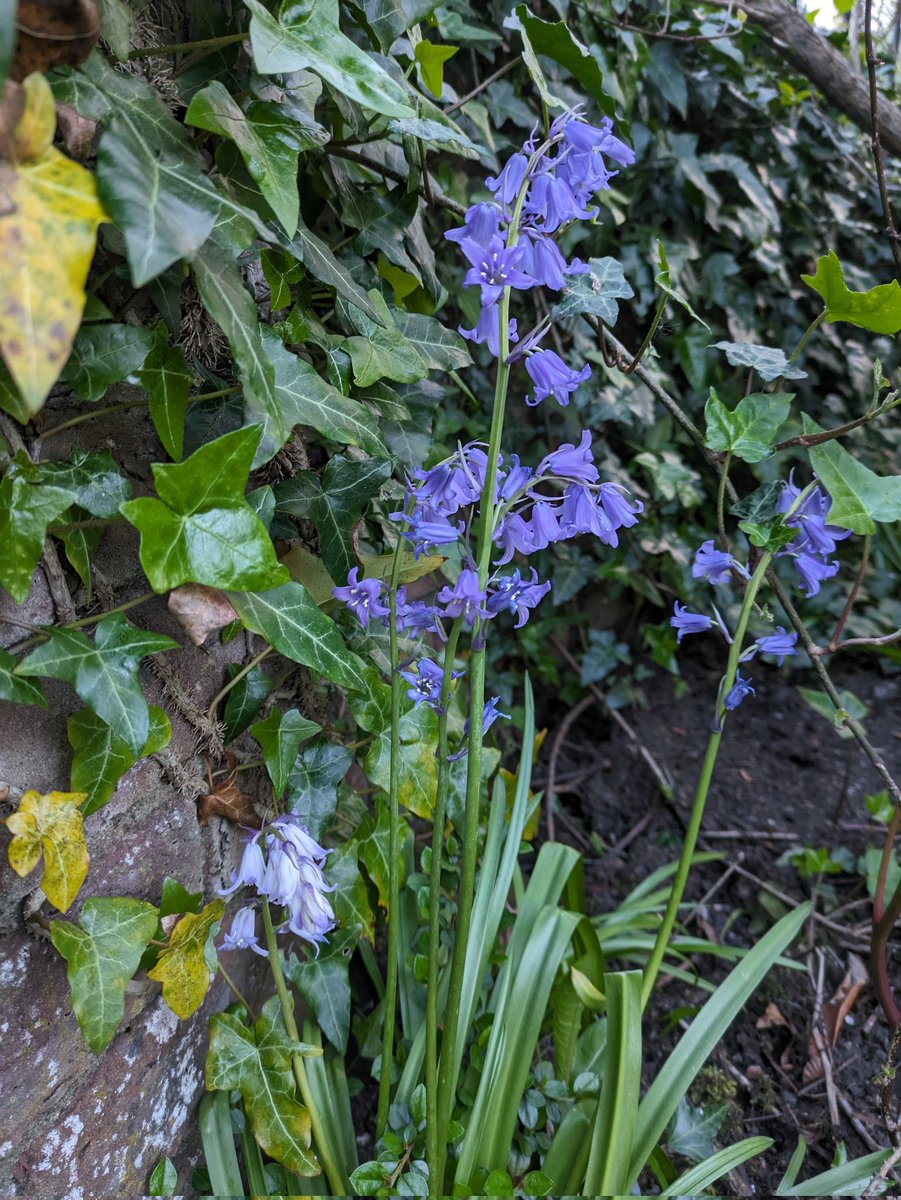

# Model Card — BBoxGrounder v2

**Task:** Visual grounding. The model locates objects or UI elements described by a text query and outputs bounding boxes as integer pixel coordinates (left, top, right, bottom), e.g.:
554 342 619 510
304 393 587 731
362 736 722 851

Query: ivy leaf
507 5 616 117
0 468 75 601
139 338 193 461
120 426 289 592
60 323 155 402
551 256 634 325
656 241 710 330
340 187 422 283
387 115 480 157
6 789 89 912
206 998 321 1176
51 897 159 1051
365 704 438 820
186 82 303 236
291 216 384 324
391 311 471 371
284 928 358 1053
228 582 369 693
148 1156 178 1197
159 876 204 919
326 843 374 942
356 797 410 908
147 899 225 1018
251 708 322 800
712 341 807 383
57 525 102 602
17 613 179 756
0 647 47 707
803 415 901 533
801 249 901 334
341 291 428 387
0 75 107 414
704 388 792 462
244 0 415 121
414 41 459 98
69 706 172 817
257 330 387 463
34 450 132 518
275 456 393 584
284 741 351 839
223 662 273 742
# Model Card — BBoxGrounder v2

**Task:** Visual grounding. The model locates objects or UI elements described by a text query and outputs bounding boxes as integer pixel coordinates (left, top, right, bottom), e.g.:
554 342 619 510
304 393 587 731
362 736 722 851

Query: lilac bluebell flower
599 482 643 530
494 512 536 564
395 587 446 639
564 117 636 168
524 349 591 407
692 540 747 585
559 484 617 545
519 231 588 290
486 567 552 627
437 568 491 627
780 480 851 558
459 303 519 356
754 627 798 666
400 657 454 711
332 567 390 628
670 602 714 642
220 905 267 956
481 696 510 734
460 235 536 306
525 173 596 233
538 430 599 484
724 671 755 711
399 509 464 557
792 551 840 597
528 500 565 550
486 152 529 205
444 201 503 246
220 833 267 897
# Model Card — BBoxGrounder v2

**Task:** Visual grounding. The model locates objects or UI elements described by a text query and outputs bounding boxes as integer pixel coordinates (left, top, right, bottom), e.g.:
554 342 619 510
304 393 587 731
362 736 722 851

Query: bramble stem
260 902 349 1194
640 549 773 1009
377 537 408 1137
426 619 464 1194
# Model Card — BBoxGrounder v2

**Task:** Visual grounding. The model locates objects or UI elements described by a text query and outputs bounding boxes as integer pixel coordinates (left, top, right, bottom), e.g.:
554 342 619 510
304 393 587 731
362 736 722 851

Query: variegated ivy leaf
148 899 224 1019
6 789 89 911
68 706 172 817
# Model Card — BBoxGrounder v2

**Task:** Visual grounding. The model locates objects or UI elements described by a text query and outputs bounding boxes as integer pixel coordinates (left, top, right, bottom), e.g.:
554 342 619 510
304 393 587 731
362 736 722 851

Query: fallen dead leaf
803 955 869 1083
739 767 755 784
168 584 239 646
756 1002 791 1030
198 756 260 828
55 102 97 161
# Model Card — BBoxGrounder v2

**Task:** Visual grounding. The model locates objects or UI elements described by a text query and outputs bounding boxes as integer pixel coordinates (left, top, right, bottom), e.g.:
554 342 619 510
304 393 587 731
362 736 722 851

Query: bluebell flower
564 117 636 168
221 832 267 897
437 568 491 627
460 234 536 306
528 500 565 550
395 587 446 639
486 567 552 627
724 671 755 711
449 696 511 761
493 512 536 564
486 152 529 205
332 567 390 628
670 602 714 642
692 540 747 585
400 657 448 710
444 201 503 246
220 905 267 956
398 508 464 557
754 627 798 665
598 482 643 530
524 349 591 407
538 430 598 484
519 231 588 290
498 453 535 502
792 550 840 597
459 303 519 356
559 484 617 545
525 173 596 233
780 480 851 558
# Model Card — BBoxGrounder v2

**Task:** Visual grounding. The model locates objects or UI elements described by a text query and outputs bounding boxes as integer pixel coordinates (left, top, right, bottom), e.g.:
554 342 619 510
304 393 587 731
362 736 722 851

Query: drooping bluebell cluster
669 476 852 712
447 109 634 405
220 815 336 953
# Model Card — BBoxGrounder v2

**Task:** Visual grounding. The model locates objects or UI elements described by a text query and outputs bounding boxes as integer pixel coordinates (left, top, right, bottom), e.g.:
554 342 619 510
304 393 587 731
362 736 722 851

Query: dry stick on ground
810 947 842 1129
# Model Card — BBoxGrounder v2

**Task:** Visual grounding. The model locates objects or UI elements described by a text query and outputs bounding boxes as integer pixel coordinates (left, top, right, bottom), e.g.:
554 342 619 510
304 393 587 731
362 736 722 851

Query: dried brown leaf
198 760 260 829
168 585 239 646
756 1002 791 1030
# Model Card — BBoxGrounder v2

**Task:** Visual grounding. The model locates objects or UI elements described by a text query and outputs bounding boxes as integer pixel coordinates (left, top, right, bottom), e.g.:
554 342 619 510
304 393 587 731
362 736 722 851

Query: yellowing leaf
0 85 107 416
14 74 57 160
6 789 89 912
148 899 224 1018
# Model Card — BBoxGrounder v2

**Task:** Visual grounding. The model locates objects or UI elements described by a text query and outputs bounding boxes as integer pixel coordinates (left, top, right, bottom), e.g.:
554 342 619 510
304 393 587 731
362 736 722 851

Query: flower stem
260 901 349 1194
716 451 732 548
426 618 464 1195
640 549 773 1010
377 537 408 1137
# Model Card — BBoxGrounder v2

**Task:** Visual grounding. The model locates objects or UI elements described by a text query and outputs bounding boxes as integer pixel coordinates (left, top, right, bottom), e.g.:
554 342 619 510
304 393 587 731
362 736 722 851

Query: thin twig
326 147 466 216
864 0 901 276
445 59 518 114
774 397 901 451
545 694 594 842
819 628 901 655
829 537 870 653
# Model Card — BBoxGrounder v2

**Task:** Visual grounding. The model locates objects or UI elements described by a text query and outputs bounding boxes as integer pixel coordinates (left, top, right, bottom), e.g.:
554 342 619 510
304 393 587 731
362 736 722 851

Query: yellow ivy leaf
0 79 107 416
6 789 89 912
148 899 225 1018
14 74 57 161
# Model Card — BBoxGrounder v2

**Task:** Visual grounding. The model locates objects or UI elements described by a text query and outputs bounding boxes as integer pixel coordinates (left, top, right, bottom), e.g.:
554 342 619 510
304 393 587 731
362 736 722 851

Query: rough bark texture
0 399 267 1198
723 0 901 157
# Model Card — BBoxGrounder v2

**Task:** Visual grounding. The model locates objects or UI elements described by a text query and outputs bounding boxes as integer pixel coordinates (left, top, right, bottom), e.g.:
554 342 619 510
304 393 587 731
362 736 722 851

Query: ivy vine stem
426 617 464 1194
38 387 239 442
640 547 774 1010
206 645 273 724
377 536 408 1137
259 901 349 1194
7 590 157 653
127 32 249 59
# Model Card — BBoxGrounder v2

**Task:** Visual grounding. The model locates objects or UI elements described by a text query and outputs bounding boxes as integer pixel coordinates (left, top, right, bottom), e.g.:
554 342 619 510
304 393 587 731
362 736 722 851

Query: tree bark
718 0 901 157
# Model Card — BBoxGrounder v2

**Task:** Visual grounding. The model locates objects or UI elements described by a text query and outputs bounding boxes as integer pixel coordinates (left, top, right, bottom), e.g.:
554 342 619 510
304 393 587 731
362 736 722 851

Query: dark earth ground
532 654 901 1194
